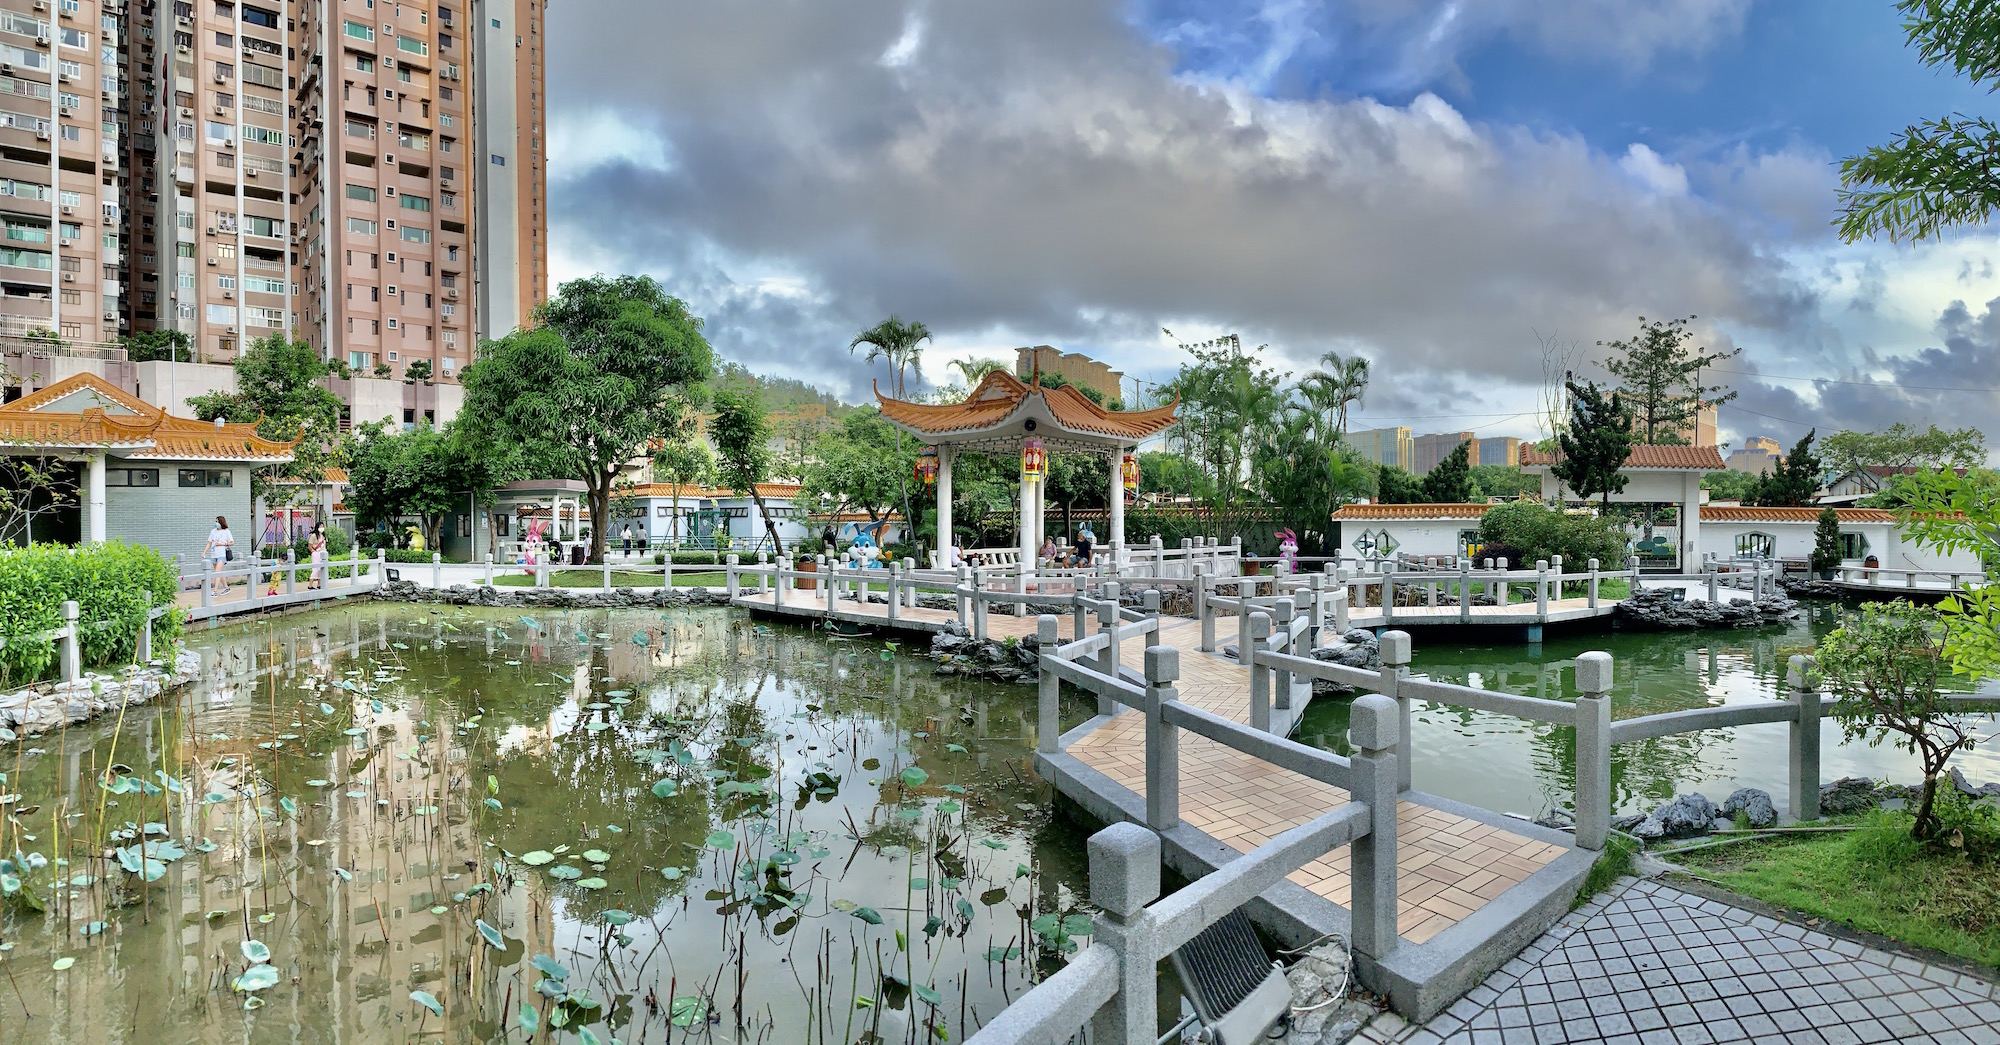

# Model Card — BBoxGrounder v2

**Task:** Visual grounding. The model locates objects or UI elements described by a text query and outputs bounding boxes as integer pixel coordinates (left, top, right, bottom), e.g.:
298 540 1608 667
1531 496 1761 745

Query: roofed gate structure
875 370 1176 570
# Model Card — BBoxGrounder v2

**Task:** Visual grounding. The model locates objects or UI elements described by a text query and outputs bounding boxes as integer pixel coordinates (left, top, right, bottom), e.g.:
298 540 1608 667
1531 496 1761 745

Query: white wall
348 377 402 428
133 360 238 414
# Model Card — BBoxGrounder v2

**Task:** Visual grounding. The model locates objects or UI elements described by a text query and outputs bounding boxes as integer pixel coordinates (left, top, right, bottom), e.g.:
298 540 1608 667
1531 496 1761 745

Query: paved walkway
1360 877 2000 1045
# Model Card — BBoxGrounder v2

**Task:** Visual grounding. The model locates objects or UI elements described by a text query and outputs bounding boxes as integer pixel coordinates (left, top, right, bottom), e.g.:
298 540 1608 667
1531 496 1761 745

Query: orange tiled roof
1520 444 1725 470
626 482 803 500
0 373 296 462
1700 506 1898 523
875 370 1176 442
1329 503 1496 520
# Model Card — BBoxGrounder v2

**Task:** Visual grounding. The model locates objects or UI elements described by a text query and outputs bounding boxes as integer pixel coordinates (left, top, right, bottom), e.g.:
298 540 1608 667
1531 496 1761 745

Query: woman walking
203 516 234 596
308 527 329 589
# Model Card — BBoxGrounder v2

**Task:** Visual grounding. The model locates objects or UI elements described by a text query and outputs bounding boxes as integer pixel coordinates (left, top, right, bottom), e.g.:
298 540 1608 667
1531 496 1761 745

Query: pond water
0 603 1115 1044
1296 600 2000 819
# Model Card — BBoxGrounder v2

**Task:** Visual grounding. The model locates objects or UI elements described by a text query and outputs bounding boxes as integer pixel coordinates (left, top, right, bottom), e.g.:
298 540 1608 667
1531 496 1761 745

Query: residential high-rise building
0 0 547 426
0 0 126 349
1475 436 1520 467
1349 426 1412 472
1412 430 1474 475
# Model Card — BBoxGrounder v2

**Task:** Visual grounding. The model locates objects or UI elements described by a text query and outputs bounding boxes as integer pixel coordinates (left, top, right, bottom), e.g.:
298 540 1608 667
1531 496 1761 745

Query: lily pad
410 990 444 1017
519 850 555 866
576 877 607 890
476 918 504 949
52 956 76 971
581 849 611 863
234 964 280 992
899 766 928 788
651 779 679 799
241 939 270 964
705 830 736 851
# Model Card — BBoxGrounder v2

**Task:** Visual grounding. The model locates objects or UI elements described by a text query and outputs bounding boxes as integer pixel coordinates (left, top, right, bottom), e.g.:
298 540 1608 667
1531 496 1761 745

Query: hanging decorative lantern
1121 453 1139 491
916 447 939 486
1021 437 1046 480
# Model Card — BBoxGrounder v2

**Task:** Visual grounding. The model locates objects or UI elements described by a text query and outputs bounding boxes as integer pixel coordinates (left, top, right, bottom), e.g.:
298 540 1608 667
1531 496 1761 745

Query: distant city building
1475 436 1520 467
1014 346 1123 403
1349 426 1413 471
1412 431 1475 475
1725 436 1783 474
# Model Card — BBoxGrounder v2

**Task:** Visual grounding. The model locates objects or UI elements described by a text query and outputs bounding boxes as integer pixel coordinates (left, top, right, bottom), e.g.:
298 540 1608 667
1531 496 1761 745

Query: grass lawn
1671 814 2000 970
488 570 727 588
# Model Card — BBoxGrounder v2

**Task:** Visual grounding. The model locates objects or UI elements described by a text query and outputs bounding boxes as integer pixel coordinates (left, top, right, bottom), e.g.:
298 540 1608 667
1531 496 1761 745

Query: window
58 27 88 50
1839 532 1870 561
107 468 159 488
345 183 376 201
204 120 234 143
399 226 429 243
400 194 430 212
214 32 233 48
4 219 47 244
343 20 374 41
349 350 369 369
241 62 282 89
242 5 279 29
243 275 284 294
346 217 377 234
397 34 427 56
0 247 51 269
344 118 374 139
356 55 375 72
239 123 283 146
246 305 283 327
490 153 505 166
0 179 49 201
216 274 236 289
1734 532 1775 559
0 11 48 36
397 129 429 150
58 222 79 241
178 469 233 488
0 46 50 72
205 303 237 324
243 214 279 238
214 61 234 80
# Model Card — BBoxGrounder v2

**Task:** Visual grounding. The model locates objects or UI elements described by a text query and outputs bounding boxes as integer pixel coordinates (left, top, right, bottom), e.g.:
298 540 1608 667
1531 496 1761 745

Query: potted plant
1810 506 1842 580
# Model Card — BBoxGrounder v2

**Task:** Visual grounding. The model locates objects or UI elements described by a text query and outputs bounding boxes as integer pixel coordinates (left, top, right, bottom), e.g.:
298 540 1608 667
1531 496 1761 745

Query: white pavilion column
1682 472 1703 571
1108 446 1125 570
1019 467 1035 572
85 453 106 543
937 445 955 562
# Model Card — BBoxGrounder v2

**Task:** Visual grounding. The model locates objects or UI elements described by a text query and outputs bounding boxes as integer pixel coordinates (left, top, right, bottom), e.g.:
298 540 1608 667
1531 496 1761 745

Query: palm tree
850 316 933 400
949 357 1007 390
1300 351 1370 442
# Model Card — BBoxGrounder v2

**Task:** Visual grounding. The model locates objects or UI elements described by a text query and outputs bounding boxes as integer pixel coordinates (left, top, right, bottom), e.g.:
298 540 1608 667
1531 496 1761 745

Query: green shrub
380 548 464 564
1477 501 1628 569
0 542 183 685
668 551 721 566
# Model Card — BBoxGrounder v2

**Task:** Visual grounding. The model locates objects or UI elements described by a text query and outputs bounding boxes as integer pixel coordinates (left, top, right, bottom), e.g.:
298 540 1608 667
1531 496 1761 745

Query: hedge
653 551 724 566
0 542 183 686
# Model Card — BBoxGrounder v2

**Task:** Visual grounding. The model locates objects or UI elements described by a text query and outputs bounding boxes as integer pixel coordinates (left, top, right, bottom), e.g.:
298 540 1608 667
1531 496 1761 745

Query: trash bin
570 544 587 566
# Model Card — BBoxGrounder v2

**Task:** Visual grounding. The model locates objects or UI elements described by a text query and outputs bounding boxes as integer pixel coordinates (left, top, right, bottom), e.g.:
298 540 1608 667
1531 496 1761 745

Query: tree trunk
1913 774 1940 840
750 490 781 554
588 474 611 564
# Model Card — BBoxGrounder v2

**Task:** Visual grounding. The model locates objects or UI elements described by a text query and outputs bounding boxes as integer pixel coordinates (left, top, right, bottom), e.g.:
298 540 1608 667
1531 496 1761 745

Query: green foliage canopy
1552 378 1634 509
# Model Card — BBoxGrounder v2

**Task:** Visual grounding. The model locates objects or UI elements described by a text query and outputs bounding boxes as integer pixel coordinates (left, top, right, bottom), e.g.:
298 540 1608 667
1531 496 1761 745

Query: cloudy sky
544 0 2000 452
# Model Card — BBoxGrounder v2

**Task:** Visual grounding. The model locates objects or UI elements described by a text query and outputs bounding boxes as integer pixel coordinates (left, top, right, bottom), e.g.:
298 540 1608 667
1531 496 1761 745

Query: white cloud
1617 143 1689 197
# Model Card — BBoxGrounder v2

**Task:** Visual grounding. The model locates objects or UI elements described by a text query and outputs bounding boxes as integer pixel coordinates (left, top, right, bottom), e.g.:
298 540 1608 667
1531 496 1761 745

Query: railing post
824 558 837 614
1096 582 1122 707
726 554 740 600
1196 573 1215 652
1144 645 1180 831
285 549 297 595
1458 559 1472 622
60 600 80 683
1551 554 1563 601
956 566 972 624
1348 693 1400 961
1248 611 1272 733
888 563 902 622
1380 562 1396 621
376 551 388 591
1036 616 1062 755
1494 557 1508 606
137 595 154 664
1087 823 1161 1045
1535 559 1550 616
904 557 919 607
1788 655 1821 822
1304 577 1323 650
484 553 494 587
1379 630 1412 792
1587 557 1601 608
1573 651 1613 850
1706 560 1718 604
1271 600 1295 713
757 551 770 595
974 580 988 640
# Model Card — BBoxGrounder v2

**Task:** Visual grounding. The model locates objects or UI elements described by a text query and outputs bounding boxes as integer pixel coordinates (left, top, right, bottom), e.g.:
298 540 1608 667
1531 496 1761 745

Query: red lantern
1121 453 1139 491
1021 437 1046 480
916 447 939 486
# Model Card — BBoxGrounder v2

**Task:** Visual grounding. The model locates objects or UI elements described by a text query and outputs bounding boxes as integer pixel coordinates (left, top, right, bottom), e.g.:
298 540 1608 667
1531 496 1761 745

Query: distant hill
715 361 853 417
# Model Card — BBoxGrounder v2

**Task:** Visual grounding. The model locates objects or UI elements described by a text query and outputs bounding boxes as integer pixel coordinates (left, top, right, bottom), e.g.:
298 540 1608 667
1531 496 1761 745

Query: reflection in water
0 604 1106 1044
1297 601 2000 818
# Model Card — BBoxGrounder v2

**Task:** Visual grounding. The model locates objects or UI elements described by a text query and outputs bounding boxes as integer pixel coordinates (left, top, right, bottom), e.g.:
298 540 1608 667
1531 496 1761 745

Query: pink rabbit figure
1276 528 1299 573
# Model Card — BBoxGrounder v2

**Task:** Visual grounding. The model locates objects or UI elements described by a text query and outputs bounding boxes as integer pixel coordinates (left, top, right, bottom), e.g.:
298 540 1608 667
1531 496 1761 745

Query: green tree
187 332 348 520
1553 378 1635 509
1751 430 1822 507
1420 441 1473 502
1477 500 1629 568
1168 337 1284 509
403 358 434 385
948 358 1008 389
1597 316 1739 444
118 329 191 363
709 385 782 553
1375 464 1423 504
459 275 714 563
1467 465 1539 501
344 421 488 549
1818 602 1976 840
1820 423 1987 476
1701 469 1761 502
1135 450 1213 502
1836 1 2000 242
1297 350 1369 446
799 409 912 528
652 438 716 547
1812 506 1844 575
1888 467 2000 678
1253 413 1371 554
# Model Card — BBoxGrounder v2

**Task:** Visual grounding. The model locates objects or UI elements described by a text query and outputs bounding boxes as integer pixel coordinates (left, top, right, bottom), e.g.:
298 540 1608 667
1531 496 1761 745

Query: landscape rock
1950 767 2000 799
0 647 202 737
1649 793 1720 838
1309 630 1381 696
1613 587 1798 630
373 580 733 609
1282 937 1375 1045
1819 776 1880 815
1721 788 1778 828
